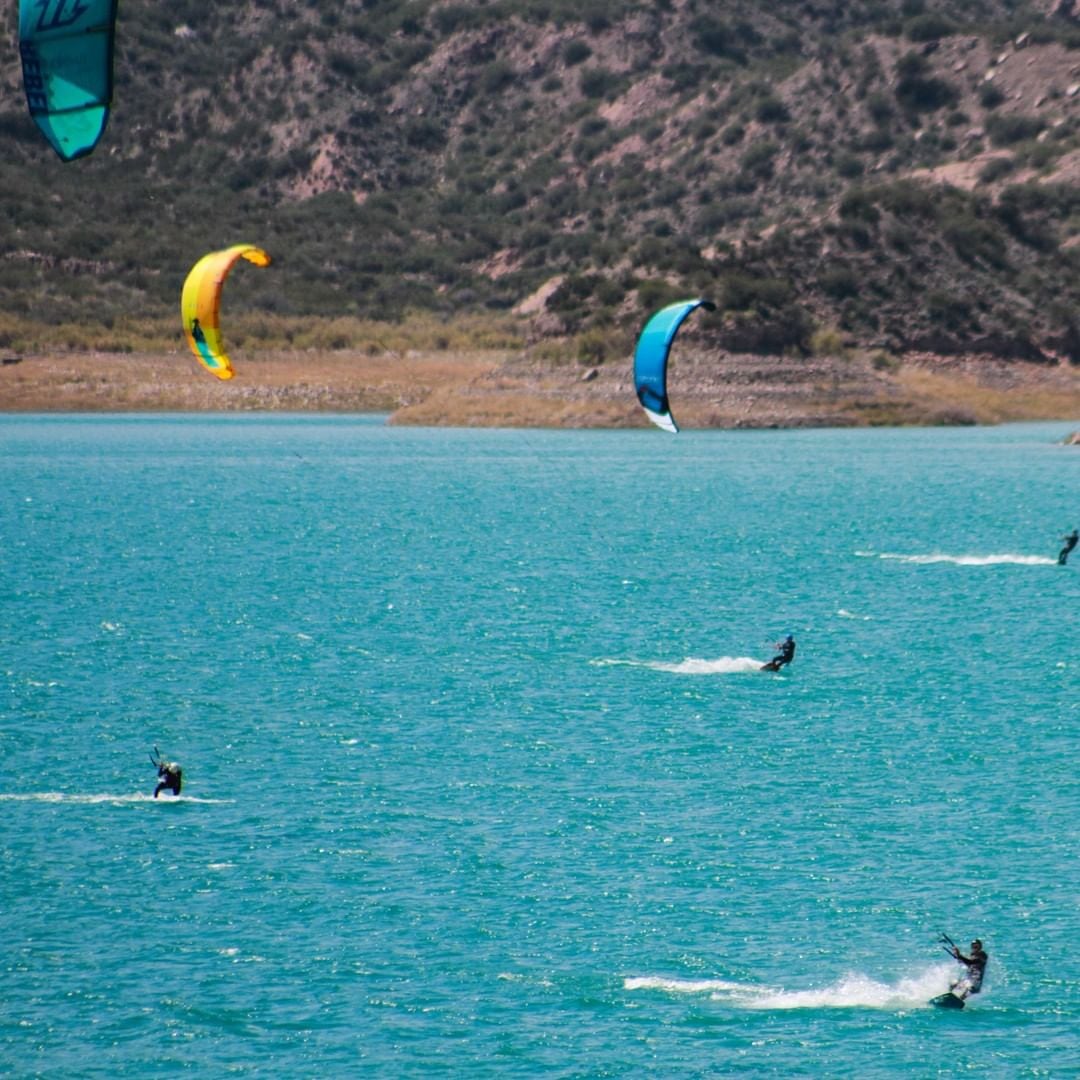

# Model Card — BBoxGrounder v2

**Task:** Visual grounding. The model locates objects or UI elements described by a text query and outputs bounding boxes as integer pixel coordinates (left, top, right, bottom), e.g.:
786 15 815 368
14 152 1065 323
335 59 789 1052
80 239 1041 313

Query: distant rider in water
1058 529 1078 565
763 634 796 671
151 750 182 798
946 938 987 999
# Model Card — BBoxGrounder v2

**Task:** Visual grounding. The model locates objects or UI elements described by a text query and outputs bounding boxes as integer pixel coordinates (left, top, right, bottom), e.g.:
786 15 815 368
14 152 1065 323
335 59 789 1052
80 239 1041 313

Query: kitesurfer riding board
930 934 987 1009
150 747 182 798
1059 528 1078 565
761 635 795 672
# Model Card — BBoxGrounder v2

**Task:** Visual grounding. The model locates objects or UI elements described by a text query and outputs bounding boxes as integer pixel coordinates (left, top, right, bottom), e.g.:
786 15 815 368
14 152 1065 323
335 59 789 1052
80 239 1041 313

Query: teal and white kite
19 0 119 161
633 299 716 432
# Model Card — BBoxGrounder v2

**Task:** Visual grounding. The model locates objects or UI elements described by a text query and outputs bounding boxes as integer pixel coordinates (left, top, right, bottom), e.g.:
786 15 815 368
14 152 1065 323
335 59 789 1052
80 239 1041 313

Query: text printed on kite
632 299 716 432
19 0 119 162
180 245 272 380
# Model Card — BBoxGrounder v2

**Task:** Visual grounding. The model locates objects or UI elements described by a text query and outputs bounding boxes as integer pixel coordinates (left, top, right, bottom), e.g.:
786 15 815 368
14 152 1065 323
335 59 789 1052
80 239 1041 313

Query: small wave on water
592 657 764 675
856 550 1056 567
0 792 233 805
837 608 872 620
625 965 954 1011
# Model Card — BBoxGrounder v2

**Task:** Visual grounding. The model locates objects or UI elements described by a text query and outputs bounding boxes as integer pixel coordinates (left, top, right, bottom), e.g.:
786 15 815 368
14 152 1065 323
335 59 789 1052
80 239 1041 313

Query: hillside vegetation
3 0 1080 369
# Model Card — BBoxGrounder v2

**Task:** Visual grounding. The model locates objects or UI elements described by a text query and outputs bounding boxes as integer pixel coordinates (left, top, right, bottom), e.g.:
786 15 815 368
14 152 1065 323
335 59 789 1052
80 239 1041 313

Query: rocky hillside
3 0 1080 366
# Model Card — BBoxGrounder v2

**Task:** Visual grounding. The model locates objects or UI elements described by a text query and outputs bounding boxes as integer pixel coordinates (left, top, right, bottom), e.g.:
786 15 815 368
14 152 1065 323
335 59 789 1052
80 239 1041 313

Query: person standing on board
947 939 988 1000
762 634 795 672
1058 529 1078 565
151 749 183 798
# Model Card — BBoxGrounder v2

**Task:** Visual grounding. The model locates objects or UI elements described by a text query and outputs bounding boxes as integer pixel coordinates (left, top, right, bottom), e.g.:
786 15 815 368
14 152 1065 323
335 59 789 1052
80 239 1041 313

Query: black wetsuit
154 763 182 798
1058 530 1078 565
768 637 796 670
950 947 987 998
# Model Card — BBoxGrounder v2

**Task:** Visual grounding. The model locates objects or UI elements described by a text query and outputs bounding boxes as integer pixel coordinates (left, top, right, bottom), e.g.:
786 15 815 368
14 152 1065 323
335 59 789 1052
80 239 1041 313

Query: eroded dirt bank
1 348 1078 429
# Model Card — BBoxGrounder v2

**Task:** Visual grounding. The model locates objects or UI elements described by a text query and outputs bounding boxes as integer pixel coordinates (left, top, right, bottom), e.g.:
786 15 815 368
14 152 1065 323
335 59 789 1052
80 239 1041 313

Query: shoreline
1 348 1079 429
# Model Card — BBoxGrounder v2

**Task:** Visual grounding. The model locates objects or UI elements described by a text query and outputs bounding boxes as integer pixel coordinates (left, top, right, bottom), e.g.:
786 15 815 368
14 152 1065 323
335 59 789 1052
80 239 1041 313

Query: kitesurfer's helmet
971 939 983 951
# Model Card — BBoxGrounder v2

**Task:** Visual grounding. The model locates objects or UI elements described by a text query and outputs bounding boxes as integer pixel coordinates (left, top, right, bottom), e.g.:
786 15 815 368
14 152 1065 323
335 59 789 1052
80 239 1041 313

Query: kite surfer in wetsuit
762 634 795 672
941 935 987 1000
1058 529 1078 565
151 748 182 798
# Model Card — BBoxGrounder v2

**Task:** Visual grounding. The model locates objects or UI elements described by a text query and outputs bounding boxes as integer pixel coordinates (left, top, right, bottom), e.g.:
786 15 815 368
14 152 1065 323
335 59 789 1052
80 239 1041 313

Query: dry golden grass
0 349 505 413
0 311 524 356
391 388 641 427
895 367 1080 424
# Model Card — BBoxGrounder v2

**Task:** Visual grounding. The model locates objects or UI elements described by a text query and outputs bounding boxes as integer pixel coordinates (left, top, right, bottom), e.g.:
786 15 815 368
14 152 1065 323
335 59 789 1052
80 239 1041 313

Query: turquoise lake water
1 415 1077 1077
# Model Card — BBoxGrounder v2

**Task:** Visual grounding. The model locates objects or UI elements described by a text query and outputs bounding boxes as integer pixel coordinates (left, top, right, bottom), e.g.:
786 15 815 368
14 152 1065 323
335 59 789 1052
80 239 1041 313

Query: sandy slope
1 348 1078 429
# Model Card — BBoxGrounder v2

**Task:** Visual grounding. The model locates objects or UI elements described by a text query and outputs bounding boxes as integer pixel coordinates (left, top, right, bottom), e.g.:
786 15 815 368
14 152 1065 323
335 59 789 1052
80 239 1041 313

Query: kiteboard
930 992 965 1010
760 660 784 672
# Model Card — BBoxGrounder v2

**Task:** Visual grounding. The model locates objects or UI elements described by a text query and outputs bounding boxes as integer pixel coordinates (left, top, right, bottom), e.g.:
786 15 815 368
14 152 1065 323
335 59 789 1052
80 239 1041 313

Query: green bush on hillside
720 272 793 312
894 52 958 113
579 67 619 99
563 40 592 66
941 212 1008 267
985 114 1044 146
904 13 958 41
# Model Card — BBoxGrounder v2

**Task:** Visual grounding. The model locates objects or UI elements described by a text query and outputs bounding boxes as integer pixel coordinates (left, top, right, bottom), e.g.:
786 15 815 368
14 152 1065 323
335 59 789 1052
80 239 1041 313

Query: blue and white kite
633 299 716 432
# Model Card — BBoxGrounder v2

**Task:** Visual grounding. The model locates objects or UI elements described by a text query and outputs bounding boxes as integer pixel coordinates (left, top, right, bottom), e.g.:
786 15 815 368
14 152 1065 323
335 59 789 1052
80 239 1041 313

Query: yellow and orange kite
181 244 271 379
